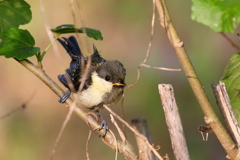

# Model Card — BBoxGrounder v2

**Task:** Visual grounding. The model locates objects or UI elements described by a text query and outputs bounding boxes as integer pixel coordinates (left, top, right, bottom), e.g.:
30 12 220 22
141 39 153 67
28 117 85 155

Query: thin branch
68 0 93 96
119 0 156 148
38 0 62 68
142 0 156 64
0 91 36 120
104 105 164 160
120 0 180 128
16 59 137 160
110 114 121 160
122 0 180 93
50 100 77 160
69 0 91 55
86 130 92 160
123 0 156 92
140 63 181 71
131 117 158 160
0 105 24 120
49 3 93 157
155 0 239 159
110 114 126 142
220 32 240 51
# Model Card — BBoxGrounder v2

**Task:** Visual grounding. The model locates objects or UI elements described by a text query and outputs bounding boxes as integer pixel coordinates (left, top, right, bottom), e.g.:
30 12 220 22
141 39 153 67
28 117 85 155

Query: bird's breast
76 71 113 108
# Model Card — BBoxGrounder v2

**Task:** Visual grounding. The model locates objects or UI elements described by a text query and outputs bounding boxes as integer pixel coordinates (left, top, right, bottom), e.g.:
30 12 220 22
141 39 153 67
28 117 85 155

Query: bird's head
96 60 126 88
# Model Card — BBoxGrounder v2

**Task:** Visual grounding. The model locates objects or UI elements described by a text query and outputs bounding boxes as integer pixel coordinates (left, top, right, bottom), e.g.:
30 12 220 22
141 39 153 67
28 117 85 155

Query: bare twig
155 0 239 159
131 118 158 160
158 84 190 160
122 0 155 93
110 114 121 160
49 3 93 158
220 32 240 51
163 154 170 160
120 1 157 131
140 63 181 71
0 105 24 120
0 91 36 120
69 0 91 55
198 125 214 141
104 105 164 160
123 0 180 92
119 0 156 149
120 0 180 141
17 59 137 160
50 100 77 160
110 114 126 142
78 56 92 94
212 82 240 145
38 0 62 68
86 130 92 160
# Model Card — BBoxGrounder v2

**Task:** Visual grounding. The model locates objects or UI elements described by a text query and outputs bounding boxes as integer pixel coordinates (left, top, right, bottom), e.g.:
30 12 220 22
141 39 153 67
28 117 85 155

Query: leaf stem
36 33 61 67
220 32 240 52
41 34 61 60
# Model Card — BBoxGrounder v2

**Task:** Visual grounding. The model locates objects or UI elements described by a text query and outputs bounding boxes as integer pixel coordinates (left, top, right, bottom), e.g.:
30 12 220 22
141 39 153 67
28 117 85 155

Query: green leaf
221 52 240 123
51 24 103 40
0 28 40 60
0 0 32 32
191 0 240 33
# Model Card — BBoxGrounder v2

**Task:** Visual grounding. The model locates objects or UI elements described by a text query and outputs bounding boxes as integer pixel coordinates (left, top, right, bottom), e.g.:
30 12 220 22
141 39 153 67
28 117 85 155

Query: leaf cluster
0 0 103 62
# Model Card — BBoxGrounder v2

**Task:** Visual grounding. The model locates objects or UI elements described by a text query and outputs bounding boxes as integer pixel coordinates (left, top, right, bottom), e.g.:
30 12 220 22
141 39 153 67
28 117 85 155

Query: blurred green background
0 0 239 159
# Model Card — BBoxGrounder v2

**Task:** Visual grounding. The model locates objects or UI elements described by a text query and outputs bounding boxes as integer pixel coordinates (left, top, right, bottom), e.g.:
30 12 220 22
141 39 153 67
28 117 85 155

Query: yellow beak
112 82 126 86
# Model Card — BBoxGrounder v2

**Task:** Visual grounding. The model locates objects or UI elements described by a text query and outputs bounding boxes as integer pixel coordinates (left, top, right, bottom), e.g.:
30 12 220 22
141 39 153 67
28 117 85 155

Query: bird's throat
76 71 113 108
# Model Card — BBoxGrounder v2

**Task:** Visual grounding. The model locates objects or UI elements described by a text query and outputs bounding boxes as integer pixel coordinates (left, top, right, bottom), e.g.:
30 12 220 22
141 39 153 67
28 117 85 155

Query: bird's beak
112 82 126 86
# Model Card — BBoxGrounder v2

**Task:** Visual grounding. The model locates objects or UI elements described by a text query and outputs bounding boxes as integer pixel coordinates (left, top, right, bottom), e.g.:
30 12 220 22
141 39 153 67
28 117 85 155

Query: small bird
57 36 126 136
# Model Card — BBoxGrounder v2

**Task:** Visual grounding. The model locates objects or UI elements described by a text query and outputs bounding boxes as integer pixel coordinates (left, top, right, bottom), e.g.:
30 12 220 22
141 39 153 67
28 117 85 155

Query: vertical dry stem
131 118 157 160
212 82 240 145
158 84 190 160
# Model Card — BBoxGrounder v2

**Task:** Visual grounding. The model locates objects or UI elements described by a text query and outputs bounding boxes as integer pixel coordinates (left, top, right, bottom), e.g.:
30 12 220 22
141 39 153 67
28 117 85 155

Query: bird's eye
105 75 111 81
119 79 125 84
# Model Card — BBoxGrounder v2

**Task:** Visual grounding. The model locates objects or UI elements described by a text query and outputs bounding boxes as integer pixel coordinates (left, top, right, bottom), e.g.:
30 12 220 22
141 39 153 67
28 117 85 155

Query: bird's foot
99 119 109 136
96 110 108 137
59 90 71 103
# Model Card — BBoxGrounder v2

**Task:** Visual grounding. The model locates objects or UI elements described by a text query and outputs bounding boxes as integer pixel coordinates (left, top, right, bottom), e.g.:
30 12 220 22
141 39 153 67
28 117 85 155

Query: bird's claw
59 90 71 103
96 110 108 137
99 119 109 137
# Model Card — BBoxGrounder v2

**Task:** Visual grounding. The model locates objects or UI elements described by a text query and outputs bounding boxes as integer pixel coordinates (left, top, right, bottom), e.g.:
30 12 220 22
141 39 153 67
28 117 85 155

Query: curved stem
35 34 61 68
220 32 240 52
40 34 61 61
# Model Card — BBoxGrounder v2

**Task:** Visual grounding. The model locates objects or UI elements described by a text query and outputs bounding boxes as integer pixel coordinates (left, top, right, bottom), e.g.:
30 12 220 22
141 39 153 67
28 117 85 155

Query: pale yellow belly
75 89 105 108
75 71 113 108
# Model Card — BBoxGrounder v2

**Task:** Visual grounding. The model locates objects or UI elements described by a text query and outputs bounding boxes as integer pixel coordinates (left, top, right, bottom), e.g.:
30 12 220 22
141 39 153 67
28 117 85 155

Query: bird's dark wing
57 36 82 58
57 36 83 103
57 36 83 71
57 36 106 103
58 74 69 88
65 68 80 91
